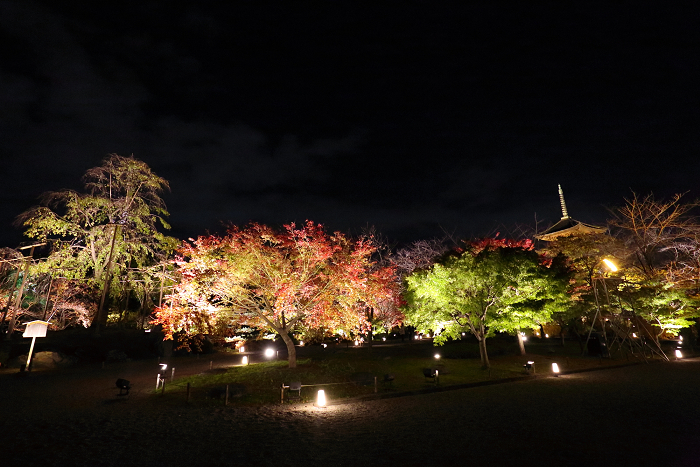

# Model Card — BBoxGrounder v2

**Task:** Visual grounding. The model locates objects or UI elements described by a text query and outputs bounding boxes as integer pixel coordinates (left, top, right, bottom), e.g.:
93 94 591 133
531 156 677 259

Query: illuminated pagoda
536 185 606 241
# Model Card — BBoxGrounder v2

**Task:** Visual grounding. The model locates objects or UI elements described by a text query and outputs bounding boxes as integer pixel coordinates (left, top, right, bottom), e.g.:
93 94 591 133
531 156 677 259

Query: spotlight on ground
552 362 560 376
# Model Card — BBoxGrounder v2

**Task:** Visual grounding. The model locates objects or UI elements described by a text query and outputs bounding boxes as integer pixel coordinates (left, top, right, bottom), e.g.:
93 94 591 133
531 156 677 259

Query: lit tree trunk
366 307 374 348
517 330 526 355
279 330 297 369
478 322 490 368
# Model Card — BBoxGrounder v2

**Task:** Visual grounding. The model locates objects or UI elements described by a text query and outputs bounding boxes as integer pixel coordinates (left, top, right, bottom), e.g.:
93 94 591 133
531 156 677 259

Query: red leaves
468 236 534 254
154 220 401 339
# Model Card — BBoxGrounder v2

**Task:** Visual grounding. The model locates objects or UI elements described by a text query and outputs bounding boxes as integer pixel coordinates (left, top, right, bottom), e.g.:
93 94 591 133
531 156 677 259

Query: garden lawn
155 338 661 407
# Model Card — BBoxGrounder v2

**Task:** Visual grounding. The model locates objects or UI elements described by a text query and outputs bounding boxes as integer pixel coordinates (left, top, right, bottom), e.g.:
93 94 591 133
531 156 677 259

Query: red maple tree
153 221 401 367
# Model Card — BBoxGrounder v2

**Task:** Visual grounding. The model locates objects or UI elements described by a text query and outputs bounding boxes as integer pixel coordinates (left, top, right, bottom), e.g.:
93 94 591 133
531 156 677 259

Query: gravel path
1 357 699 467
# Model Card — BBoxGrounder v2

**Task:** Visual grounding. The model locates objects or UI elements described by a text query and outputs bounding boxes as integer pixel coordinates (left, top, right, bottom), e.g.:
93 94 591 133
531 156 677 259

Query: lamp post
584 258 618 356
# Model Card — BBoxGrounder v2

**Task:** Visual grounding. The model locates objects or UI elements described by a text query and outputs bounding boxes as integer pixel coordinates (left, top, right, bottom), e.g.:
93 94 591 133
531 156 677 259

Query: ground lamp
156 363 167 390
242 356 249 365
264 348 276 359
552 363 560 376
22 320 49 371
315 389 327 408
524 361 535 374
116 378 131 396
675 349 683 359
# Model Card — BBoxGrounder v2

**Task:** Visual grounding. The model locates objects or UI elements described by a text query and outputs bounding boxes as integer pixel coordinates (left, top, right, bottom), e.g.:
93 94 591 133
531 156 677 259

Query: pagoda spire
558 184 569 219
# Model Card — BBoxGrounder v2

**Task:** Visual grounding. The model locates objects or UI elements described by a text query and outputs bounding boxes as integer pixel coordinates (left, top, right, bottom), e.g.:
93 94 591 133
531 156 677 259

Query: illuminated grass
155 339 664 406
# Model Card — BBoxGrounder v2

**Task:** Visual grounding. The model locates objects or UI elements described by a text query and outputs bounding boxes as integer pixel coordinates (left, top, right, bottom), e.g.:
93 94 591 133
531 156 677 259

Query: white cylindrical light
242 356 248 365
240 346 245 353
316 389 326 407
552 363 560 374
675 349 683 359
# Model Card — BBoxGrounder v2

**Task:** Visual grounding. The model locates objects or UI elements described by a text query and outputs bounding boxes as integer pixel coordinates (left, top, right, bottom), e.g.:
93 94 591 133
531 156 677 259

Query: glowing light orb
264 348 275 358
602 258 618 271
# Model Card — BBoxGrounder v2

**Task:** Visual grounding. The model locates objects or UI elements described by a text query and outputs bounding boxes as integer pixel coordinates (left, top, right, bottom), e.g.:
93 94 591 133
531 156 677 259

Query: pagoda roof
535 184 607 241
536 216 606 241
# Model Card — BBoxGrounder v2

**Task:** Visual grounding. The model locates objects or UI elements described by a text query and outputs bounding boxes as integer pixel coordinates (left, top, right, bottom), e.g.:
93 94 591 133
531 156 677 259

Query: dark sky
2 1 700 248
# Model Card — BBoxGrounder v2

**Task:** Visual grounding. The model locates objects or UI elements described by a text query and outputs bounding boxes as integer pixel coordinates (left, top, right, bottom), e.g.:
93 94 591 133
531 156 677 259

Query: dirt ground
1 352 700 467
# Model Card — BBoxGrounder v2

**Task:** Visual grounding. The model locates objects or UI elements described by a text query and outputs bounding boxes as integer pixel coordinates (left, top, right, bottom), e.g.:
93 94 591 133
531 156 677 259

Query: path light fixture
552 363 560 376
264 348 275 359
315 389 327 408
242 356 248 365
116 378 131 396
240 346 245 353
675 349 683 359
524 361 535 374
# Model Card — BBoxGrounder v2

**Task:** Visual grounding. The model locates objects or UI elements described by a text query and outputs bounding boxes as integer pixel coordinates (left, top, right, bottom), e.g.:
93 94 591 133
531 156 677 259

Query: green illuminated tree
607 192 700 356
16 154 178 327
404 238 573 367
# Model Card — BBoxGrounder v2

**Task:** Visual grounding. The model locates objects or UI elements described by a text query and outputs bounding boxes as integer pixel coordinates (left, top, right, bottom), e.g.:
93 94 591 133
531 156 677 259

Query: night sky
2 1 700 249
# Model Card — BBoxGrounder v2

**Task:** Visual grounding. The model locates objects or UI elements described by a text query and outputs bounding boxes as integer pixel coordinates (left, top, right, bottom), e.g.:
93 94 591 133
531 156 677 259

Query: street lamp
602 258 618 272
585 258 619 356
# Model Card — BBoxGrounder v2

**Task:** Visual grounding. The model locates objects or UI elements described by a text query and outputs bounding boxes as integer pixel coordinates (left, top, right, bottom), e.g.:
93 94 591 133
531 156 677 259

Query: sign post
23 320 49 371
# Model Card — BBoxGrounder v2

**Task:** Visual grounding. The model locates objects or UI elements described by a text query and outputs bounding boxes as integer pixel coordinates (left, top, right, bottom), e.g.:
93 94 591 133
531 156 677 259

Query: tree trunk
279 331 297 368
558 320 566 347
366 308 374 349
478 322 490 368
517 331 526 356
478 337 490 368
